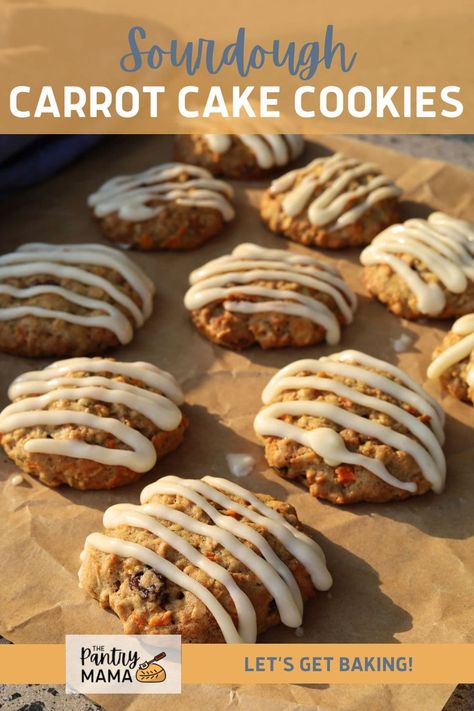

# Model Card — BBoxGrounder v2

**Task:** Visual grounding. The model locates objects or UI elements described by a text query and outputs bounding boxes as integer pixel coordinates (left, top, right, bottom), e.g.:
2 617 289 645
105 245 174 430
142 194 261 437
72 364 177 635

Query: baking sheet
0 135 472 711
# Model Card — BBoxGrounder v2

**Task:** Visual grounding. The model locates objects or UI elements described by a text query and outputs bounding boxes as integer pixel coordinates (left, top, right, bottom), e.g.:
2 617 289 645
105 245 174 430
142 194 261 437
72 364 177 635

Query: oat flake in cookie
184 243 357 350
254 350 446 504
79 475 332 642
174 134 305 180
0 243 155 358
361 212 474 320
0 358 187 490
88 162 235 250
260 153 401 249
427 313 474 405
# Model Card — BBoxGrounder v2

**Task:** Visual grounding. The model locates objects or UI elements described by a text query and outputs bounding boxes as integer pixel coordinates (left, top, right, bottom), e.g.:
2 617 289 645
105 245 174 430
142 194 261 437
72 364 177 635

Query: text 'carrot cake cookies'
254 350 446 504
0 358 187 490
174 134 305 180
260 153 401 249
427 314 474 405
88 163 235 250
0 243 155 358
184 243 357 349
361 212 474 320
79 475 332 642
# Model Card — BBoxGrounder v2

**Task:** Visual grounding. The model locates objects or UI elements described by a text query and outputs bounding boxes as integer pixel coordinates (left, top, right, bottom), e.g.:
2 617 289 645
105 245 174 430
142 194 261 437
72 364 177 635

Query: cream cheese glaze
254 350 446 494
269 153 401 229
0 243 155 344
79 475 332 643
88 162 235 222
427 313 474 382
184 243 357 345
0 358 184 473
202 134 305 169
361 212 474 316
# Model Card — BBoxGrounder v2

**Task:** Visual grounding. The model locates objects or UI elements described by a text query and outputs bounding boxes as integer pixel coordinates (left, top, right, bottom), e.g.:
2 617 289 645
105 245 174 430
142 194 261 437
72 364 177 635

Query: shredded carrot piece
335 465 356 486
224 509 241 519
150 611 173 627
130 612 146 629
139 234 154 249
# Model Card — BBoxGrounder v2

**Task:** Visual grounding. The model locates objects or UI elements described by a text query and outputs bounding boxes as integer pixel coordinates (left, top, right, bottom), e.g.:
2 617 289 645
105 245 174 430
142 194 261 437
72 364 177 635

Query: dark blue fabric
0 136 103 195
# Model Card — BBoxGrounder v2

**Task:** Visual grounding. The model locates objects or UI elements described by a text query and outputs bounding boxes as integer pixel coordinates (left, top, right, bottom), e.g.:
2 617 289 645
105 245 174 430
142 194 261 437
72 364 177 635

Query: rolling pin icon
135 652 167 683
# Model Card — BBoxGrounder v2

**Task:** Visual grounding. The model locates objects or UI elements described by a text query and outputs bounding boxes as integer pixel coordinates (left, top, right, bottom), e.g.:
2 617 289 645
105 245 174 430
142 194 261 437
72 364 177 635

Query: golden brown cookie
79 475 332 641
174 134 305 179
427 314 474 404
0 243 154 358
184 243 357 350
254 350 446 504
0 357 187 489
88 162 235 250
361 212 474 320
261 152 401 249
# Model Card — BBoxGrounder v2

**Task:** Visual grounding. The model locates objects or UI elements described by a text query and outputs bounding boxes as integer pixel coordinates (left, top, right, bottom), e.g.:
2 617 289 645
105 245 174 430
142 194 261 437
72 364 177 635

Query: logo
135 652 167 683
66 635 181 694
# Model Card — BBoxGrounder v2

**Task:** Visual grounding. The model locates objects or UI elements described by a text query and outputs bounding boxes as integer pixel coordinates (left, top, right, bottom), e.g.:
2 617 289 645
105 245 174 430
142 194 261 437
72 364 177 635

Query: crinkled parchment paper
0 136 472 711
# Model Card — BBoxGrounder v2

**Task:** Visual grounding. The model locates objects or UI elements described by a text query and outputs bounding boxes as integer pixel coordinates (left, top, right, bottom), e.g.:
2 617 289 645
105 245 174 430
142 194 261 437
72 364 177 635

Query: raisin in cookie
0 357 187 489
88 162 235 250
79 475 332 641
174 134 305 180
254 350 446 504
361 212 474 320
184 243 357 349
427 313 474 404
260 153 401 249
0 242 154 357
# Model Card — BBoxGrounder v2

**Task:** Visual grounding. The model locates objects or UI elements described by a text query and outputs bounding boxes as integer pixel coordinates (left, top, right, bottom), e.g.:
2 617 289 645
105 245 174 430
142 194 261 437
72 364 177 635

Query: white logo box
66 634 181 694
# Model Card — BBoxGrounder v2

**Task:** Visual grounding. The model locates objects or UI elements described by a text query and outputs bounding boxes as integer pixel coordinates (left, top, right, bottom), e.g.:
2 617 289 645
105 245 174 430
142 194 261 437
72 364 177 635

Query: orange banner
1 644 474 685
0 0 472 133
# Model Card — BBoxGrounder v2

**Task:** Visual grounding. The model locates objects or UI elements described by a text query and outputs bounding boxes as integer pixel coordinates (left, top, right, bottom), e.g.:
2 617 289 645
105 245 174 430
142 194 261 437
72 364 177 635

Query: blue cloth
0 136 103 195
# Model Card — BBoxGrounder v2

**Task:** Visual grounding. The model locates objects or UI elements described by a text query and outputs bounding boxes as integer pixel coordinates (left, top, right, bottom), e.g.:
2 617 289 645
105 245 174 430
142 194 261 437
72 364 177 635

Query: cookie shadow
332 410 474 541
151 403 262 478
399 200 433 220
260 532 413 644
223 291 426 373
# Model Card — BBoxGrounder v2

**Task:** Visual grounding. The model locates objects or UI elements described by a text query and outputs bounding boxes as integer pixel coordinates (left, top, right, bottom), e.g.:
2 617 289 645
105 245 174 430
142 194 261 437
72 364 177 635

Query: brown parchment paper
0 136 472 711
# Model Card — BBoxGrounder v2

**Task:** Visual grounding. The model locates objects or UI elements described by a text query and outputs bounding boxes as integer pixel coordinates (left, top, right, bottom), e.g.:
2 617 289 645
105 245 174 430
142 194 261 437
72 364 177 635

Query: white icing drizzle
226 453 255 478
361 212 474 316
469 368 474 389
270 153 401 229
184 243 357 345
80 475 331 644
254 350 446 494
202 134 305 169
391 332 413 353
0 358 183 473
0 243 154 344
427 313 474 381
10 474 23 486
88 162 235 222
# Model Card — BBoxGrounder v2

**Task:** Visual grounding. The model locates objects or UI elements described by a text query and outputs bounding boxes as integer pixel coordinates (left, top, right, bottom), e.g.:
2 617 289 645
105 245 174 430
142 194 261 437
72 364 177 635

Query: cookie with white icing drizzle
0 358 187 490
427 313 474 405
79 475 332 642
88 162 235 250
184 243 357 349
260 152 401 249
0 243 155 358
361 212 474 320
254 350 446 504
174 134 305 180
